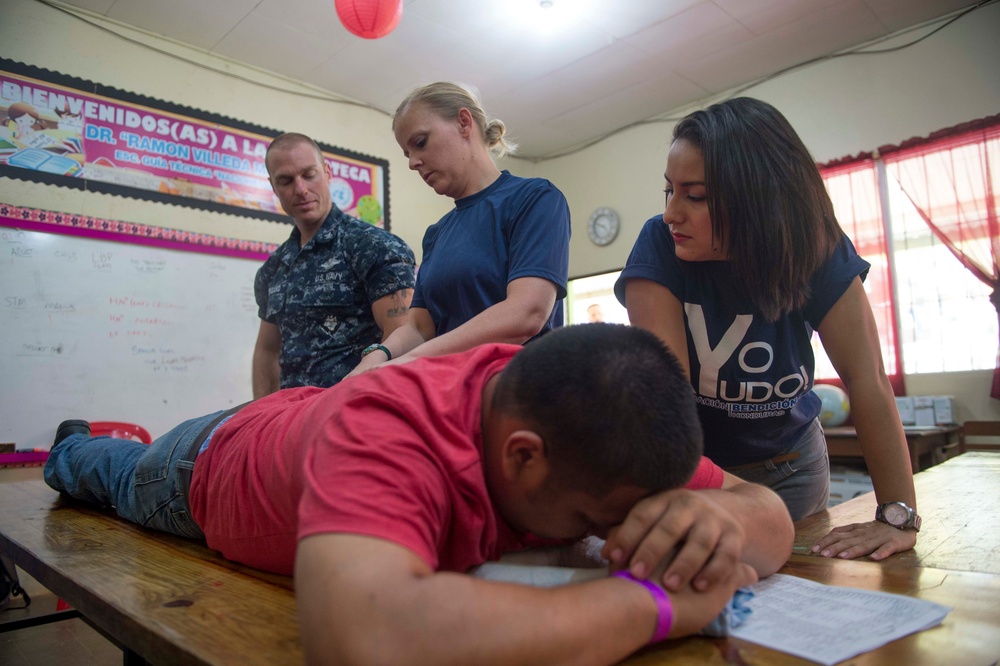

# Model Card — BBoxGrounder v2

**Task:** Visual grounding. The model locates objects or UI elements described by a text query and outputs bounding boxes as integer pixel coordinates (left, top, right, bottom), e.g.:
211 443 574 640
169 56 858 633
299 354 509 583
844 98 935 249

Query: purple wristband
613 571 673 644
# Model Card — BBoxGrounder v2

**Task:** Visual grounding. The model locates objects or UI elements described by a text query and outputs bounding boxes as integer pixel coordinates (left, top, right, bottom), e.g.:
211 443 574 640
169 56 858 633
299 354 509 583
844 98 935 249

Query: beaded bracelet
613 570 673 644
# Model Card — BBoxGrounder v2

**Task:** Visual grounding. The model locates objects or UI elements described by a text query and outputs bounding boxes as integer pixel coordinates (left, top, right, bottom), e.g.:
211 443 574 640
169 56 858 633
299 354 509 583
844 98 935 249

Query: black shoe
53 420 91 446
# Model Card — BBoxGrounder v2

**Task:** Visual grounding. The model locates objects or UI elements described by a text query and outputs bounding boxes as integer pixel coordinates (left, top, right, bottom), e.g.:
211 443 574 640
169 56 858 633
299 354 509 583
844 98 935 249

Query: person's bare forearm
251 350 280 399
401 307 539 359
698 483 793 576
252 321 282 398
394 277 556 362
845 375 916 508
324 575 653 666
299 531 758 665
299 556 754 665
348 321 430 377
379 320 432 359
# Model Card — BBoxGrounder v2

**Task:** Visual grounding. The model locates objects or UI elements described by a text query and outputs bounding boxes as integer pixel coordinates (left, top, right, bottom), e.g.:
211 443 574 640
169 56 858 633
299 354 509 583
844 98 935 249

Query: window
883 121 1000 379
819 160 904 392
566 271 628 325
817 116 1000 383
887 175 997 373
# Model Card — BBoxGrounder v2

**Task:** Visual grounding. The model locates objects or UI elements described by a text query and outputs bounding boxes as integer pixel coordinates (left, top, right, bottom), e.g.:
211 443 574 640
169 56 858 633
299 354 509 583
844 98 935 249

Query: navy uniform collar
289 205 344 249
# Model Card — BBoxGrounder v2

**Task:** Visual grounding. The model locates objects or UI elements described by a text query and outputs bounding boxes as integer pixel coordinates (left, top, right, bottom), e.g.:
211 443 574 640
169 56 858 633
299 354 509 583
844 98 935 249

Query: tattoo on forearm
385 290 410 318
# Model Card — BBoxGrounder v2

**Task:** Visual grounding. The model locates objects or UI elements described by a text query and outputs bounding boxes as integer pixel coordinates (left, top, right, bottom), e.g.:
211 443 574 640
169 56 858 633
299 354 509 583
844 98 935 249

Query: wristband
361 343 392 361
613 571 673 644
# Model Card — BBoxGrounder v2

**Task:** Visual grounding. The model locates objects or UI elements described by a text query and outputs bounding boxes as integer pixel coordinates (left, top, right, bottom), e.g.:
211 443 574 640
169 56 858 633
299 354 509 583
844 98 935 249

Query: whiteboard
0 224 263 451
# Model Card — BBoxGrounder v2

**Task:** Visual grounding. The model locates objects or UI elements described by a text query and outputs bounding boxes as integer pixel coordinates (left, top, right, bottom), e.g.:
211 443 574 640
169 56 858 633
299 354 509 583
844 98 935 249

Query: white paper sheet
473 556 951 665
730 573 952 665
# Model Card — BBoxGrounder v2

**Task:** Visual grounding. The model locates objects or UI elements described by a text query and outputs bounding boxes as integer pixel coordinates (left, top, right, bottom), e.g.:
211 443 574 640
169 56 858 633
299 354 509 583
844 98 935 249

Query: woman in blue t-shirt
348 82 570 377
615 97 918 561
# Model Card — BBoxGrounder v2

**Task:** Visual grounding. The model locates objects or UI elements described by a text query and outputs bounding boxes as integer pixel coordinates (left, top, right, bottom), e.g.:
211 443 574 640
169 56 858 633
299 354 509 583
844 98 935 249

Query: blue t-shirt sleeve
802 234 871 327
506 181 571 299
614 216 680 307
409 223 440 311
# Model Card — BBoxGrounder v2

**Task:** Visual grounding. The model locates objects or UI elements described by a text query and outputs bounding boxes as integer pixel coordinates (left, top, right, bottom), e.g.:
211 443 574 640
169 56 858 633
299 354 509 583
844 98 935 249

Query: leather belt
724 451 801 472
177 401 250 506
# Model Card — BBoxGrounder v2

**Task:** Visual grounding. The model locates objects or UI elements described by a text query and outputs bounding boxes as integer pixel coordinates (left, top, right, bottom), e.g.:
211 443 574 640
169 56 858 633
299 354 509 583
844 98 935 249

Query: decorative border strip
0 203 276 261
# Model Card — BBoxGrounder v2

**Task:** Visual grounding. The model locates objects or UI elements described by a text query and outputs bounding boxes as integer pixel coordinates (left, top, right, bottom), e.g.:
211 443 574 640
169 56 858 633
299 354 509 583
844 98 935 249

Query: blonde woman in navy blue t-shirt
348 82 570 378
615 98 918 562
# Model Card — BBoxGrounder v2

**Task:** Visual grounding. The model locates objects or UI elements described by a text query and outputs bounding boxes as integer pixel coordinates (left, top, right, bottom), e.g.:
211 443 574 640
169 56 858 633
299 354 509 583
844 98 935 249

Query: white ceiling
54 0 983 160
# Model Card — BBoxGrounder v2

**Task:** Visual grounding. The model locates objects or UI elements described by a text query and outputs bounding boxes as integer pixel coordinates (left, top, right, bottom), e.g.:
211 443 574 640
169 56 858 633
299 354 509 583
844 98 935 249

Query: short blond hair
393 82 517 159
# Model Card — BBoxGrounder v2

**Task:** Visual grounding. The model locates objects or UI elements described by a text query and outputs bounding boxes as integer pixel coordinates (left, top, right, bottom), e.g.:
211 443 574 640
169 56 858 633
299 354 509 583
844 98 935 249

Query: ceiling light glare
503 0 584 35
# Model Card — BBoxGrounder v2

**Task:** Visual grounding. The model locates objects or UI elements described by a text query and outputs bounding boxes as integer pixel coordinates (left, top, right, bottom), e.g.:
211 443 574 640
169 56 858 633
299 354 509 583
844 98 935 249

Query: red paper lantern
335 0 403 39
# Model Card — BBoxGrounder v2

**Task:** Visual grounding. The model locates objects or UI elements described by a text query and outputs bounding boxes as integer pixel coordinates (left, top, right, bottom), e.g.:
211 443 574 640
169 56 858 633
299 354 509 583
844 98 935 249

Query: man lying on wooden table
44 323 793 665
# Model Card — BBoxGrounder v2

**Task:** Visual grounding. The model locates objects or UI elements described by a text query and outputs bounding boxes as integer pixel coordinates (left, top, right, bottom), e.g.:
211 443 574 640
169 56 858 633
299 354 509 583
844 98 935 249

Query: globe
813 384 850 427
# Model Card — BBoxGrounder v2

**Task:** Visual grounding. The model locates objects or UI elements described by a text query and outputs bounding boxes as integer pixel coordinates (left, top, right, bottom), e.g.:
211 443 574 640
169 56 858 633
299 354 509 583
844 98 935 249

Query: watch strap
361 343 392 361
875 502 921 532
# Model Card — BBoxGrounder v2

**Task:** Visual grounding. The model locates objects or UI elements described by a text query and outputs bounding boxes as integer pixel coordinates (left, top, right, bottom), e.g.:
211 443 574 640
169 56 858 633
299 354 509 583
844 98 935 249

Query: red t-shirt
189 344 724 575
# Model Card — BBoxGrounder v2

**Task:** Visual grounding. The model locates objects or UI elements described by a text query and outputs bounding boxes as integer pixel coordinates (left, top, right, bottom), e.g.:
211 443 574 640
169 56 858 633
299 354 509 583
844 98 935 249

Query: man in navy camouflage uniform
252 133 416 397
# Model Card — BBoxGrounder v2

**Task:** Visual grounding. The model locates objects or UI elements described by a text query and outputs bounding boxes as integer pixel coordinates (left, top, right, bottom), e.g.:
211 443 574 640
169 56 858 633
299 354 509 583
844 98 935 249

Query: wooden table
0 480 300 664
793 450 1000 573
3 454 998 665
824 424 963 473
625 451 1000 664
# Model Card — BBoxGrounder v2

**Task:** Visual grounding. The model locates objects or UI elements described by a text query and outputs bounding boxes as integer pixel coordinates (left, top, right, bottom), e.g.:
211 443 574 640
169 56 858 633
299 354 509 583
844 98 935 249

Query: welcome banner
0 59 390 229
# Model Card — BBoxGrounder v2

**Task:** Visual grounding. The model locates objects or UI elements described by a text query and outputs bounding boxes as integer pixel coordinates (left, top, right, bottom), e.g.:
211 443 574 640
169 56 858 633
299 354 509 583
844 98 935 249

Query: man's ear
499 429 549 489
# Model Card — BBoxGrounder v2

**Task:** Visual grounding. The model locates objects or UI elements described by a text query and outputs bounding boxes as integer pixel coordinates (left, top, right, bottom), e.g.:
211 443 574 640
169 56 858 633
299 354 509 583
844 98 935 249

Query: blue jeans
723 418 830 521
43 410 228 539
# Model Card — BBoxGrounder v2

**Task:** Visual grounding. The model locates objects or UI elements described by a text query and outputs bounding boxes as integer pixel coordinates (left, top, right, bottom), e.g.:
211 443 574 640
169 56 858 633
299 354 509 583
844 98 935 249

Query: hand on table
602 488 744 593
810 520 916 560
664 561 758 639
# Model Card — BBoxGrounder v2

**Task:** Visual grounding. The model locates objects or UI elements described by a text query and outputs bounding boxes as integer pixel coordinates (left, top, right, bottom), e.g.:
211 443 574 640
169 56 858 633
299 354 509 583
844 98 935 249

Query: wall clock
587 207 620 246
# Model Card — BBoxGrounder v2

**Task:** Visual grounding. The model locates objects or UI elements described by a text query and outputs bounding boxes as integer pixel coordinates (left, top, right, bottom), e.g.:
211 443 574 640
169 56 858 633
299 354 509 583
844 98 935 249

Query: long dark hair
673 97 842 321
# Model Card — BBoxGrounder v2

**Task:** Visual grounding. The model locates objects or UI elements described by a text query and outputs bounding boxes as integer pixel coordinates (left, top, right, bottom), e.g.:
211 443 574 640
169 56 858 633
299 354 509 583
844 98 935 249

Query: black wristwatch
875 502 922 532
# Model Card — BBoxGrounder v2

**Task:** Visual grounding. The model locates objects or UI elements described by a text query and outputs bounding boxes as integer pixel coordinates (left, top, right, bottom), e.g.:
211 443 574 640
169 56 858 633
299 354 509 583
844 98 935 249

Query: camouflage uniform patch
255 206 415 388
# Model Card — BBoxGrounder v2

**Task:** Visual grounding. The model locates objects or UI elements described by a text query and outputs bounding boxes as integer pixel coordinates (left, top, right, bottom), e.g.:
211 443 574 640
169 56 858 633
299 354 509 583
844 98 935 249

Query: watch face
588 208 619 246
882 503 910 526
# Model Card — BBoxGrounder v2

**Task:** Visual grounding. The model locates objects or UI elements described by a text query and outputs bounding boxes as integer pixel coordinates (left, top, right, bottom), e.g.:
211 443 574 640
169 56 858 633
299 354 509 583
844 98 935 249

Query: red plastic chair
90 421 153 444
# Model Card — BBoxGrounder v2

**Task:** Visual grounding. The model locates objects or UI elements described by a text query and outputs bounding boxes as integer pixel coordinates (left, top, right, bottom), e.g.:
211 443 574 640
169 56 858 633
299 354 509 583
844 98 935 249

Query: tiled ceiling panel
53 0 986 159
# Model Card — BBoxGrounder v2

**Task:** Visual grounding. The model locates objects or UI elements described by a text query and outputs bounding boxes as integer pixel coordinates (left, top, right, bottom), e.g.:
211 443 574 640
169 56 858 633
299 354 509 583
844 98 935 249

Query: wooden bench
0 480 301 665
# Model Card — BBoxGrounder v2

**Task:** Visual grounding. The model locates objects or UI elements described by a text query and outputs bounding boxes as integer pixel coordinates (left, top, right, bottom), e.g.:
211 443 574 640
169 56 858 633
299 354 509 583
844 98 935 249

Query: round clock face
588 208 619 246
